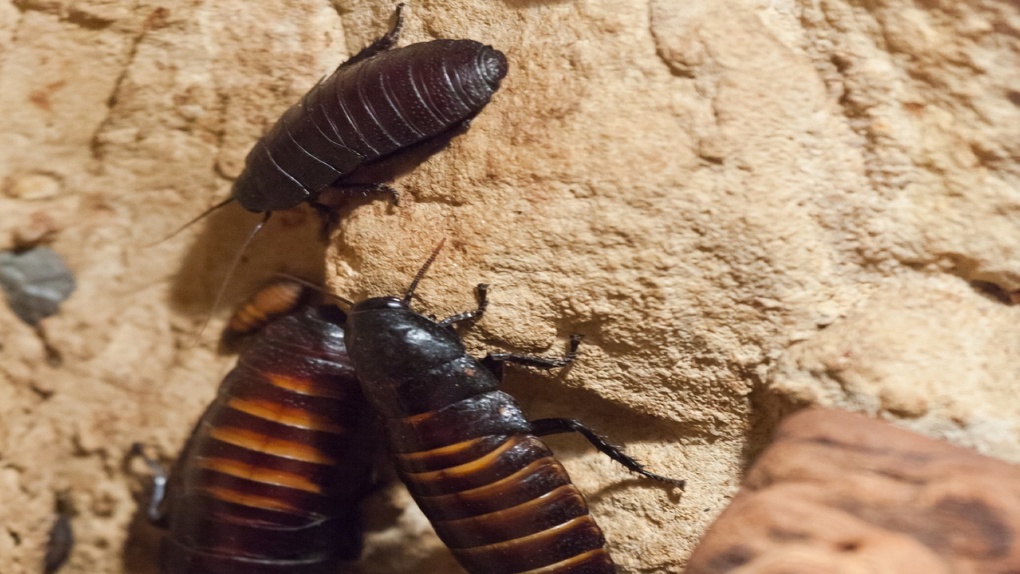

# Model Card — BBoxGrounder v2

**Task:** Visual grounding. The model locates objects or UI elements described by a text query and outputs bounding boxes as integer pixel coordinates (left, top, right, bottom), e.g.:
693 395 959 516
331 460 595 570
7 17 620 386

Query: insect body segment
144 283 373 574
390 416 615 573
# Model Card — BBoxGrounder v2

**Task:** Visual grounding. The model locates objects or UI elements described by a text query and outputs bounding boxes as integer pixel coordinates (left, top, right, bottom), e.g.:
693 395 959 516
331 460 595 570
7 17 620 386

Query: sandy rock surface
686 408 1020 573
0 1 1017 572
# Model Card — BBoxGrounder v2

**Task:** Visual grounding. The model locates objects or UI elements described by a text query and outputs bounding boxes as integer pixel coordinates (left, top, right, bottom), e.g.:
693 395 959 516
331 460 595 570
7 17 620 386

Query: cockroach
134 281 374 574
173 4 508 240
343 247 685 574
175 3 509 332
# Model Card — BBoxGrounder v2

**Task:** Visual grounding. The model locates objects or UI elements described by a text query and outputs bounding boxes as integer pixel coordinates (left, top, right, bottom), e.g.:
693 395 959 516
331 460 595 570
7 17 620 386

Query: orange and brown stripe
396 431 614 573
184 367 360 518
165 300 368 573
220 278 309 351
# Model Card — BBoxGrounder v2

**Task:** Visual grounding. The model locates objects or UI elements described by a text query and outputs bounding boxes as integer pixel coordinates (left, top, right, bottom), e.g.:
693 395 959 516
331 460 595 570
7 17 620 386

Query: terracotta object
687 408 1020 574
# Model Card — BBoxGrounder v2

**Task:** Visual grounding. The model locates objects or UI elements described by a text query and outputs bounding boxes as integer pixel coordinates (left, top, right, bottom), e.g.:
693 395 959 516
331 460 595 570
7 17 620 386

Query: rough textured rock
0 1 1017 573
686 408 1020 573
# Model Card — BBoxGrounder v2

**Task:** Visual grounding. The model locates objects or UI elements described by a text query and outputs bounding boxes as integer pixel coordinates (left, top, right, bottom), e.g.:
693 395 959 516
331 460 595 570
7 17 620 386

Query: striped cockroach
342 248 685 574
135 280 374 574
177 4 508 239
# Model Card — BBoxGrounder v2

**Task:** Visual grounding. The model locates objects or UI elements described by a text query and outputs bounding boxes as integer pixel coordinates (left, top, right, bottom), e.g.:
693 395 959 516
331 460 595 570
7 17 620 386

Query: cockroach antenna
188 212 271 348
144 196 235 248
403 238 446 306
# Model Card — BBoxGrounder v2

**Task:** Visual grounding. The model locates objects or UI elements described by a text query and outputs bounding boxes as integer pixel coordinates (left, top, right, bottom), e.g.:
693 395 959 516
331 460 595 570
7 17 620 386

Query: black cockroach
134 280 374 574
172 4 508 241
343 247 685 574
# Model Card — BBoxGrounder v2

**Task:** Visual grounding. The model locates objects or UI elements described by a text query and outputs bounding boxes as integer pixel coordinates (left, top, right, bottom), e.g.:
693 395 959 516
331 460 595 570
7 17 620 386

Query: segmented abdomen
388 391 615 574
163 307 371 574
220 277 309 351
317 40 506 158
232 39 507 212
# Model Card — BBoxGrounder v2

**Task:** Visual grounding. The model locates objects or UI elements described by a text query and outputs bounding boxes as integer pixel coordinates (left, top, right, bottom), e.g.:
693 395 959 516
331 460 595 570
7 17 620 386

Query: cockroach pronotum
342 246 685 573
133 280 374 574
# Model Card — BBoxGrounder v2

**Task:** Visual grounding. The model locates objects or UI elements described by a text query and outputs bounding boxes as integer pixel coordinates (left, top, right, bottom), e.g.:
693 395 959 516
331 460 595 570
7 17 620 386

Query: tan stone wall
0 0 1017 572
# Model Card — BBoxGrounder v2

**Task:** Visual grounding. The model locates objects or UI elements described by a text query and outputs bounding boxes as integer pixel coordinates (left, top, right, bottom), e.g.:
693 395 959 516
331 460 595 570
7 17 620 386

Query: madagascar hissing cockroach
134 280 374 574
342 247 685 574
174 4 508 332
176 4 508 238
232 3 508 216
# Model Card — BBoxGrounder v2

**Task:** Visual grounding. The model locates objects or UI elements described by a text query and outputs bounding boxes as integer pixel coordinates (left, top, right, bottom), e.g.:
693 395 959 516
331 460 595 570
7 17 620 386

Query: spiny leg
485 333 583 369
311 183 398 238
336 3 405 71
438 283 489 327
482 328 683 487
530 418 686 488
327 182 400 206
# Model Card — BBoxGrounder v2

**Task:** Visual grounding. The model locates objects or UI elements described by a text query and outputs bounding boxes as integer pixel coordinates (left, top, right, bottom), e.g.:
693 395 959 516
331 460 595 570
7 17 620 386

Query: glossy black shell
344 298 616 573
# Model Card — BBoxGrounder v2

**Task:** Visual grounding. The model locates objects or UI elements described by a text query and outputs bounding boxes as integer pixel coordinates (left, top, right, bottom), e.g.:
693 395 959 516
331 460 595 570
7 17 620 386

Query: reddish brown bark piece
687 408 1020 574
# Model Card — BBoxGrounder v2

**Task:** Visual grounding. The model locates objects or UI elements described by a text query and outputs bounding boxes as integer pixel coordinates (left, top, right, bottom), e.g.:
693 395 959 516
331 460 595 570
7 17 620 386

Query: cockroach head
477 46 508 87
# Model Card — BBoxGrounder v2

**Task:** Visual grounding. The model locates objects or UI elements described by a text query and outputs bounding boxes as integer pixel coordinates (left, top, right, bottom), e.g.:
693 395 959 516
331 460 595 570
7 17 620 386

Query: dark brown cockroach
343 248 685 574
175 4 508 239
135 282 374 574
231 3 508 216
